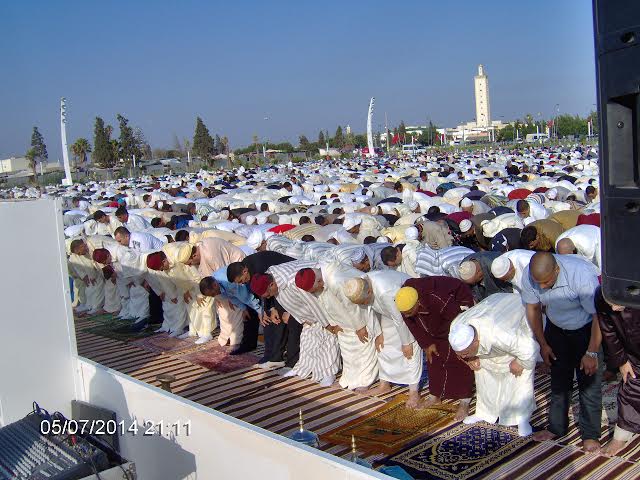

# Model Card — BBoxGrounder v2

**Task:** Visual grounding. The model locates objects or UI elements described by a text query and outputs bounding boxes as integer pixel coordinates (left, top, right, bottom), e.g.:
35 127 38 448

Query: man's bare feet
532 429 557 442
455 401 470 421
601 439 626 456
582 439 601 453
354 386 371 394
362 382 392 397
413 395 440 410
405 390 423 409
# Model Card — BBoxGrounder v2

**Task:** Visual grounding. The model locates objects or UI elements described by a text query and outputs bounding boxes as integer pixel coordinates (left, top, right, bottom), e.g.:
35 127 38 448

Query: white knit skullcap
546 188 558 200
343 215 362 231
490 256 511 278
376 236 390 244
344 277 371 303
405 226 419 240
458 260 478 280
449 323 475 351
246 230 265 249
459 219 473 233
350 247 367 264
245 215 256 225
370 206 380 215
407 200 419 210
461 197 473 208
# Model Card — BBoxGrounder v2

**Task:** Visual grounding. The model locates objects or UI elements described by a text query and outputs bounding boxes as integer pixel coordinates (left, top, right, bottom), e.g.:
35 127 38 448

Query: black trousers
234 307 260 352
545 321 602 440
261 318 302 367
148 288 163 325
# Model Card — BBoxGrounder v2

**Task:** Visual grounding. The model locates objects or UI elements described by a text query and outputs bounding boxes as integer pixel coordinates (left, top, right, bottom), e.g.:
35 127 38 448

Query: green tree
193 117 215 162
117 114 141 164
30 126 48 163
214 134 222 155
334 126 344 147
353 133 368 147
398 121 407 141
318 130 326 146
298 135 311 151
92 117 114 167
71 138 91 169
25 147 37 180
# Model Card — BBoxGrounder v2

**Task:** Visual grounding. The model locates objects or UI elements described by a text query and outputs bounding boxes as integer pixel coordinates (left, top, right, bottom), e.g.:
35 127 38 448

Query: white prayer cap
350 247 367 264
407 200 419 211
279 214 292 225
370 206 380 215
344 277 371 303
491 256 511 279
343 215 362 231
459 219 473 233
460 197 473 208
376 236 390 243
405 226 419 240
458 260 478 280
449 323 475 351
245 215 256 225
256 213 269 225
546 188 558 200
246 230 265 249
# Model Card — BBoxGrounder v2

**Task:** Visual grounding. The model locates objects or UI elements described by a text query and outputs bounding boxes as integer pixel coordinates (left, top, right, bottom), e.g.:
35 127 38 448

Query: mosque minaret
474 64 491 128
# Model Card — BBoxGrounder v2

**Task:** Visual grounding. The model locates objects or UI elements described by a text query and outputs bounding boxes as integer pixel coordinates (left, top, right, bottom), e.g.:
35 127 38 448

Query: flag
391 133 400 145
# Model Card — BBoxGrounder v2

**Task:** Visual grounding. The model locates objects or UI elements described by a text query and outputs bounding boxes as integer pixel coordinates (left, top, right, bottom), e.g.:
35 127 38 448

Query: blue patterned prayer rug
381 422 532 480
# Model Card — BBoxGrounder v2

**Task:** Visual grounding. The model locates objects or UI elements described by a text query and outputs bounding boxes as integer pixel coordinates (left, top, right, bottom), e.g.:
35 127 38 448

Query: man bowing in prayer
395 277 475 419
449 293 539 437
595 287 640 456
344 271 423 408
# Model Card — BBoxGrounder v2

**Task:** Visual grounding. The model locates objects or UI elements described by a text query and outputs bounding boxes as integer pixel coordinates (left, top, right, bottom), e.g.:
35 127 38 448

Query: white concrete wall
78 359 389 480
0 199 80 425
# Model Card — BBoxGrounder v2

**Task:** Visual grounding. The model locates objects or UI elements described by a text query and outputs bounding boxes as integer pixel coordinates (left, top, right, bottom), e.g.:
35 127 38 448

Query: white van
402 144 426 155
525 133 549 143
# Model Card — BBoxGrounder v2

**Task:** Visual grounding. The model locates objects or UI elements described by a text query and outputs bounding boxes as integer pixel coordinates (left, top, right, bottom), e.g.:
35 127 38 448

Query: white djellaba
449 293 539 437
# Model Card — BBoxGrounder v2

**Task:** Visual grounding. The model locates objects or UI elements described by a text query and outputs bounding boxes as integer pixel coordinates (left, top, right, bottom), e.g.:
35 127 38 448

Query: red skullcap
295 268 316 291
146 252 165 271
92 248 110 265
250 273 271 296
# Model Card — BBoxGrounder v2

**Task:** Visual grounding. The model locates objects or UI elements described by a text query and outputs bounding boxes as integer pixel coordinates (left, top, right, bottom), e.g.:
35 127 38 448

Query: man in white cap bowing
490 250 536 293
344 271 424 408
449 293 539 436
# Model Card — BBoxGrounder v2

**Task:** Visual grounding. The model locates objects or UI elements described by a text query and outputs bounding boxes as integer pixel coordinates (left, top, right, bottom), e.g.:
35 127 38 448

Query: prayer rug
81 319 157 342
381 422 532 480
131 334 201 355
321 395 456 454
179 344 260 373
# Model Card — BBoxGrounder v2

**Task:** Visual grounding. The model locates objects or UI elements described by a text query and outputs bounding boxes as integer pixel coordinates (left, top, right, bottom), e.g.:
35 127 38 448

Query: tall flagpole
60 97 73 185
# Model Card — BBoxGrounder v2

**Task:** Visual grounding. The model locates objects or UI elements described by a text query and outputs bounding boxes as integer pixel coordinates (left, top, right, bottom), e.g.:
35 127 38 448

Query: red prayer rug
179 344 260 373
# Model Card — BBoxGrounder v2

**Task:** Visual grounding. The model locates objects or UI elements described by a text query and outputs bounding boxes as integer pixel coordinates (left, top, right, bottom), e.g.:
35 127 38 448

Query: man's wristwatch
585 351 598 358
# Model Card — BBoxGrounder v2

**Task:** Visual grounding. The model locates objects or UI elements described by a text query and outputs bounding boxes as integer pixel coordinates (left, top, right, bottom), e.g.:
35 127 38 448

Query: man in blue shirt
199 266 261 355
521 252 602 453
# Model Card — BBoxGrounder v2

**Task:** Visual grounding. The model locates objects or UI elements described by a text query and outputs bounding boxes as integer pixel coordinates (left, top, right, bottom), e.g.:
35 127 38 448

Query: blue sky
0 0 596 159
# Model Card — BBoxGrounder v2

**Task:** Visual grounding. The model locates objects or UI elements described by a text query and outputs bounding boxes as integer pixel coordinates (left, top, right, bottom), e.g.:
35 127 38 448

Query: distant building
0 156 29 174
474 64 491 128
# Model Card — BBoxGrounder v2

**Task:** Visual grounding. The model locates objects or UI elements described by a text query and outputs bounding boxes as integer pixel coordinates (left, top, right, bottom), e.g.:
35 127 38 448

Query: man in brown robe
395 276 475 420
596 287 640 455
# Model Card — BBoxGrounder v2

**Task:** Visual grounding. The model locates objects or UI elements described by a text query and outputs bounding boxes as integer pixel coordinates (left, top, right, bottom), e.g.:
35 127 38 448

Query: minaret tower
474 64 491 128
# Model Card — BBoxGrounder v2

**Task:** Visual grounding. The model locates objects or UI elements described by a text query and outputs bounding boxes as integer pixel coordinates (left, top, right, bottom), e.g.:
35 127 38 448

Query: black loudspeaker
593 0 640 307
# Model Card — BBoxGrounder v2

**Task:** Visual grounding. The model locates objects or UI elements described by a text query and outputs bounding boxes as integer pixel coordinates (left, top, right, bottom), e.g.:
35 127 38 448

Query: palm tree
25 148 37 181
71 138 91 170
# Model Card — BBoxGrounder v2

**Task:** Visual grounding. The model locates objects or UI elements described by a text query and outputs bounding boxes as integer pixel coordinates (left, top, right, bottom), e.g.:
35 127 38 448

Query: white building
0 156 29 174
474 64 491 128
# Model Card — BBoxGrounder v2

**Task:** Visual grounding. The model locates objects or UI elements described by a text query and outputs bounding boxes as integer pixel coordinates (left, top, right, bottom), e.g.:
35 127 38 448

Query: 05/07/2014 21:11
40 418 192 437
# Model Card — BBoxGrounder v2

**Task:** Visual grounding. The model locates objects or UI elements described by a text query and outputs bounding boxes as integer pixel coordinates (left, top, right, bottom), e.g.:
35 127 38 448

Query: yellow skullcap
395 287 419 312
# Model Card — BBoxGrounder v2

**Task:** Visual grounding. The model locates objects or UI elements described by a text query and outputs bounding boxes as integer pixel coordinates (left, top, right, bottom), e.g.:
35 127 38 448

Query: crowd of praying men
5 144 637 456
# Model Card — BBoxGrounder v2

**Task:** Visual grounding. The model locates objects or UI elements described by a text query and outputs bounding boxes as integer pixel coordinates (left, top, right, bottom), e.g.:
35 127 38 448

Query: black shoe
230 346 253 356
128 318 150 332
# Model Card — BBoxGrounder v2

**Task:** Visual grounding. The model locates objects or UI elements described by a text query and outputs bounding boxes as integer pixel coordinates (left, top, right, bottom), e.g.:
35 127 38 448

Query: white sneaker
178 332 192 339
168 330 182 338
195 335 213 345
261 361 285 369
282 368 297 378
517 421 532 437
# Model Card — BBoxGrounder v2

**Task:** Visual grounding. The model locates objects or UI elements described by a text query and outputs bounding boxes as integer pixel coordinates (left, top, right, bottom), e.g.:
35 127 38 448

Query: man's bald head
530 252 559 289
556 238 577 255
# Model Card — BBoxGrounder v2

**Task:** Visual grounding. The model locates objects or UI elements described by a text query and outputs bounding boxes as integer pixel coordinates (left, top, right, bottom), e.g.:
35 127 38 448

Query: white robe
318 261 379 389
366 271 422 386
451 293 539 426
